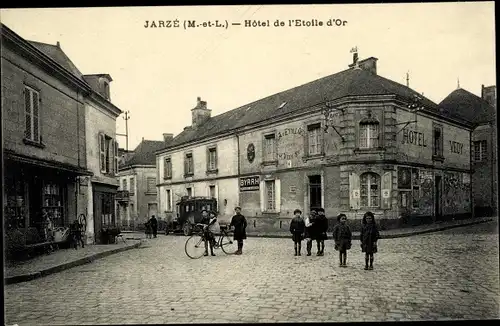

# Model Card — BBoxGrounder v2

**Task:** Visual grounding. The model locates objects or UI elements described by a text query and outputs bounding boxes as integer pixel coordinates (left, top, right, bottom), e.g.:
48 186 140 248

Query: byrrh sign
240 175 260 192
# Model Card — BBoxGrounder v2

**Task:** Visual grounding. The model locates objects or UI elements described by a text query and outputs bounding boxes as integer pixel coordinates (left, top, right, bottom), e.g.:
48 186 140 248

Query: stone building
116 137 169 229
2 24 123 245
156 98 240 224
440 85 497 217
156 54 473 232
2 24 91 239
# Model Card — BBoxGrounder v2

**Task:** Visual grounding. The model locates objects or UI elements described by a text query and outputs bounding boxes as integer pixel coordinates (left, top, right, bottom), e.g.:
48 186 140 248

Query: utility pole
406 71 410 88
116 110 130 151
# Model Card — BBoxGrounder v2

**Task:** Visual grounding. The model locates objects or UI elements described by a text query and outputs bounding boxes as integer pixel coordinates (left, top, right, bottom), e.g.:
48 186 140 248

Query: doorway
309 175 322 212
434 175 442 221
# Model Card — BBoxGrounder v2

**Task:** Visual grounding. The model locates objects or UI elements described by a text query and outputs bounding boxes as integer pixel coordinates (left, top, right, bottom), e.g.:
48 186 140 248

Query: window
24 86 40 142
184 153 194 175
207 147 217 171
186 187 192 197
264 134 277 162
209 185 216 199
265 180 276 211
473 140 487 161
129 177 135 195
123 178 128 192
146 177 156 193
164 157 172 179
308 123 323 155
166 189 172 211
360 173 380 208
99 133 115 174
359 122 379 149
433 125 443 157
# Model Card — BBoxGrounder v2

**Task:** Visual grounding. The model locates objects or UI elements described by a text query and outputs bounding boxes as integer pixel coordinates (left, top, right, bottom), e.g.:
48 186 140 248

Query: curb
244 218 494 240
4 242 142 285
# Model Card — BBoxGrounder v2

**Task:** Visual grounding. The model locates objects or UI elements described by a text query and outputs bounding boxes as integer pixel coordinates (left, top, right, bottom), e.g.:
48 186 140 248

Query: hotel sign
240 176 260 192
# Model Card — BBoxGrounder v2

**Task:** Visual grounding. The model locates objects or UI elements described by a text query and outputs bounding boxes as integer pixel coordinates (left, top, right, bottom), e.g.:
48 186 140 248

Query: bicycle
184 223 237 259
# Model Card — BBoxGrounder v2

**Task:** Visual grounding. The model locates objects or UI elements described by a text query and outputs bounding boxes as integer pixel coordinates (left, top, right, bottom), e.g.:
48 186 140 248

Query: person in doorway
150 215 158 238
360 211 380 270
289 209 306 256
304 209 318 256
332 213 352 267
200 209 217 257
230 206 247 255
316 208 328 256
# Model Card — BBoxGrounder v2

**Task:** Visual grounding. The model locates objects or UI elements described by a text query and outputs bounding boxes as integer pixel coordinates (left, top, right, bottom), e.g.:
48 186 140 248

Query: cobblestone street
4 221 499 325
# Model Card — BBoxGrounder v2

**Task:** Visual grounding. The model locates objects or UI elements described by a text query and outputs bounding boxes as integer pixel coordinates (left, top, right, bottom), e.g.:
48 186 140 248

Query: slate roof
166 67 447 149
121 140 166 168
439 88 496 125
28 40 86 81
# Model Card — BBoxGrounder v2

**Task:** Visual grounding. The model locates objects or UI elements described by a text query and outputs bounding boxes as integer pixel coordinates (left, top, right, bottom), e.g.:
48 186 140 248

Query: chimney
481 84 497 107
349 57 378 75
163 133 174 145
191 96 211 127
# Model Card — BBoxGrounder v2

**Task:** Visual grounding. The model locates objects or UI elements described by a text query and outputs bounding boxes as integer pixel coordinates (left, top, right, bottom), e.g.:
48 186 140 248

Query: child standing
360 211 380 270
316 208 328 256
304 209 318 256
332 214 352 267
289 209 305 256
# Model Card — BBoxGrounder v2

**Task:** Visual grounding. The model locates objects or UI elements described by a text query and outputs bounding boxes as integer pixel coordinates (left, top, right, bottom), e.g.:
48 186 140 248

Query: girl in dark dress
289 209 306 256
230 207 247 255
332 214 352 267
316 208 328 256
360 211 380 270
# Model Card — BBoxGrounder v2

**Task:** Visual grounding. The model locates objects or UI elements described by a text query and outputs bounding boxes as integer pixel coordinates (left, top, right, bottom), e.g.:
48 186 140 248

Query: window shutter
110 140 114 174
214 148 218 169
99 133 105 172
260 180 265 212
206 148 210 171
184 156 187 175
114 141 119 174
381 171 392 209
262 137 267 162
275 179 281 213
32 91 40 142
349 172 360 210
24 89 32 140
215 185 219 211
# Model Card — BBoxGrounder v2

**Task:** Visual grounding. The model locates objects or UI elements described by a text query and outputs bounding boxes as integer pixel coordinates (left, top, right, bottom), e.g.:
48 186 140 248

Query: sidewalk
244 216 496 239
4 239 142 285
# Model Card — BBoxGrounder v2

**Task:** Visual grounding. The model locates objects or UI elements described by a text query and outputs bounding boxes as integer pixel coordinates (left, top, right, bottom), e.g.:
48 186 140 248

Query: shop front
92 182 118 244
4 152 92 248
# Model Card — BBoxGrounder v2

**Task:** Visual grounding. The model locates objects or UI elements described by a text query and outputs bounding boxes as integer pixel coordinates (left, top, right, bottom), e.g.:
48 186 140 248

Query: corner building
160 56 473 232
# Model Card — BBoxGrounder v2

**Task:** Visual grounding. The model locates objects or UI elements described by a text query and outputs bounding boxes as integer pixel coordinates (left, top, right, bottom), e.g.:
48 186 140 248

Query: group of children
290 209 380 270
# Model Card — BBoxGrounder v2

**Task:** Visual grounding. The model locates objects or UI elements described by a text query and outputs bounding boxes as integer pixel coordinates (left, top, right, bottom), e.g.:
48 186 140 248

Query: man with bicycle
200 209 219 257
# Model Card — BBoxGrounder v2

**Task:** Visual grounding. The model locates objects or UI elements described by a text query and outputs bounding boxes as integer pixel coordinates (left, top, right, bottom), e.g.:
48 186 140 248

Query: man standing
230 206 247 255
150 215 158 238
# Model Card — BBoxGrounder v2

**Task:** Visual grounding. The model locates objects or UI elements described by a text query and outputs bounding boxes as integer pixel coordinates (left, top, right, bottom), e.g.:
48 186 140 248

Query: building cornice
87 92 123 118
119 164 156 171
1 24 92 94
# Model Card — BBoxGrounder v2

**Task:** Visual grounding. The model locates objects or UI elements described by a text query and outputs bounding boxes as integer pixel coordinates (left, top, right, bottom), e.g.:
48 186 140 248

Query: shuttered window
147 177 156 193
24 86 40 142
164 157 172 179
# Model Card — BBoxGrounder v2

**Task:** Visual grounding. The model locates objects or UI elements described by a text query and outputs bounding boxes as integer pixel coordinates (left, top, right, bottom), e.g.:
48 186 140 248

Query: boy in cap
230 206 247 255
289 209 306 256
316 208 328 256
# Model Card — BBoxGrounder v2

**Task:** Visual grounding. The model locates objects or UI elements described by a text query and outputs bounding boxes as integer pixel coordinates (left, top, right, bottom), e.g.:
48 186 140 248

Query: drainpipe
470 128 474 218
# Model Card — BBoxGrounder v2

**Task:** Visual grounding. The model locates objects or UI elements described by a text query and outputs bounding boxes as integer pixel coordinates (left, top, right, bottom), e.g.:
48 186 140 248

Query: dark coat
289 217 305 242
230 214 247 240
332 223 352 251
150 217 158 229
305 215 318 240
316 215 329 240
360 223 380 253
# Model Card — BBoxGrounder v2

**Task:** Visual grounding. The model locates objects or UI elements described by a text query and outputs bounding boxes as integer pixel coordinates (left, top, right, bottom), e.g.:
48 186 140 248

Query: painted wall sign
382 189 390 198
449 141 464 154
401 128 427 147
278 150 301 160
247 143 255 163
277 127 304 139
240 175 260 192
352 189 360 199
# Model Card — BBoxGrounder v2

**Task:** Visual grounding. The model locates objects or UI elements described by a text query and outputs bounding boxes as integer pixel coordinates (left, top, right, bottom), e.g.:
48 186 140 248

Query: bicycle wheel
185 234 206 259
220 232 237 255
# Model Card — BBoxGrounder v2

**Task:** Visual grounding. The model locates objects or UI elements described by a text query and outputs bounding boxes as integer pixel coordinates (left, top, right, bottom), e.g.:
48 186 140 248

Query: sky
1 3 496 150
